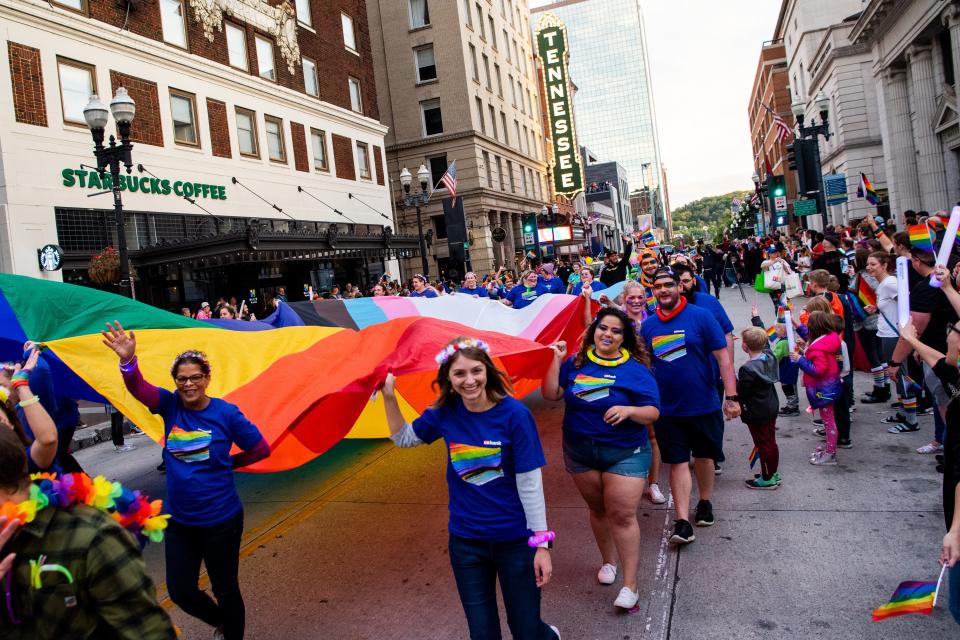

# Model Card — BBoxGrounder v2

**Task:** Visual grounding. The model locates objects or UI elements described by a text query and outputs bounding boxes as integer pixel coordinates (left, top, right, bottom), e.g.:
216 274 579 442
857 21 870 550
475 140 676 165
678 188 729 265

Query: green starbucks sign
61 168 227 200
536 14 583 198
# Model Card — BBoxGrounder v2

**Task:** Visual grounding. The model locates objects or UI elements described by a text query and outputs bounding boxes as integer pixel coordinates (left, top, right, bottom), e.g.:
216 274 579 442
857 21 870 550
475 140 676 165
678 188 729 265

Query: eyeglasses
174 374 207 386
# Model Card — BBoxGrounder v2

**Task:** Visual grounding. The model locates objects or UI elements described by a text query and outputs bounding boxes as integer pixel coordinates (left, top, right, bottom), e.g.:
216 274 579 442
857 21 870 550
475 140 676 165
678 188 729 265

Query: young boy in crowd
750 304 800 416
737 327 781 489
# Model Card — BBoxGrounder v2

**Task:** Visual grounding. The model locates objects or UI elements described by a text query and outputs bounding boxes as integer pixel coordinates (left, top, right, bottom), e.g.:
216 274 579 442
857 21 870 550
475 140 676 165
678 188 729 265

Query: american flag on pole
438 160 457 204
731 196 743 213
750 192 761 207
761 102 793 144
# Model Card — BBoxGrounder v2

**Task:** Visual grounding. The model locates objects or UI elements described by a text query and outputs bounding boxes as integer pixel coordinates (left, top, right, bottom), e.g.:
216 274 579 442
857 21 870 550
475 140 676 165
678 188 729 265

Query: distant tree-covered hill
670 190 753 244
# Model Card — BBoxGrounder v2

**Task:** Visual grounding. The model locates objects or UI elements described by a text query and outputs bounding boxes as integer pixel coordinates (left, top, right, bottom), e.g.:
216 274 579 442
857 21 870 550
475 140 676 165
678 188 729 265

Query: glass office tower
532 0 667 230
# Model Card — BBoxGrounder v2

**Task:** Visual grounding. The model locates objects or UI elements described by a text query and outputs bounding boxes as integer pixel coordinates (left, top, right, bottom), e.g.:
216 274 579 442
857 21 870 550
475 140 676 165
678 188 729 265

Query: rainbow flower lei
0 472 169 545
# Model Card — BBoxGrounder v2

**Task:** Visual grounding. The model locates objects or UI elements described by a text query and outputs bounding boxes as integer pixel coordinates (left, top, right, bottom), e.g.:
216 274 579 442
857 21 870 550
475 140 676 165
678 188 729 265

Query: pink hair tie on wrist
527 531 555 548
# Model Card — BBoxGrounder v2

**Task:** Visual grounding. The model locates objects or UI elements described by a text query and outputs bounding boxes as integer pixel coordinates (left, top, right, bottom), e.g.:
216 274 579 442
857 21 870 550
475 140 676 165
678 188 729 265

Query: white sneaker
115 444 136 452
212 629 225 640
548 624 561 639
614 586 640 609
646 483 666 504
597 563 617 585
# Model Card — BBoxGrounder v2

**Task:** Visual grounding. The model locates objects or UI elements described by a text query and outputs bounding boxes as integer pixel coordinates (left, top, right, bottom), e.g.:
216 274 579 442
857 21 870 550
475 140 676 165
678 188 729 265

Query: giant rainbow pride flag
0 275 588 472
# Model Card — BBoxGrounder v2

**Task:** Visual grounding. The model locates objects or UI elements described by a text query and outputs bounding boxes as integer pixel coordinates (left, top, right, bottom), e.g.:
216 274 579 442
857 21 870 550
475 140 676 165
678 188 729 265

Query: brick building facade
0 0 416 309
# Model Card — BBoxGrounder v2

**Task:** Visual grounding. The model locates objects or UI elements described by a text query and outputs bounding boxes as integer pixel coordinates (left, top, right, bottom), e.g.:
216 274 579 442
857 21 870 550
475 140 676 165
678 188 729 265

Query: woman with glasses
102 322 270 640
502 270 549 309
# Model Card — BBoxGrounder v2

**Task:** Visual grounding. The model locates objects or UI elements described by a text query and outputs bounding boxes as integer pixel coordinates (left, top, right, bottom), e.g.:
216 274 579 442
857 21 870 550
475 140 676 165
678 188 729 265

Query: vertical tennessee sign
536 14 583 198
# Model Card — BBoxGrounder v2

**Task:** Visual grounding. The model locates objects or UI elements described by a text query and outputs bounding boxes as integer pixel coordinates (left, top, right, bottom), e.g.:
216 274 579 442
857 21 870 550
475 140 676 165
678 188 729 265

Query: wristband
11 371 29 383
888 361 901 368
527 531 555 548
873 227 885 239
10 379 29 390
119 356 138 373
17 396 39 409
725 395 739 401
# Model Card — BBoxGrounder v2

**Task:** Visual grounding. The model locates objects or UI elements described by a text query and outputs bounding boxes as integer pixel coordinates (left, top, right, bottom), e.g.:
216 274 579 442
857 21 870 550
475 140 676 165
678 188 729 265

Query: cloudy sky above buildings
532 0 784 209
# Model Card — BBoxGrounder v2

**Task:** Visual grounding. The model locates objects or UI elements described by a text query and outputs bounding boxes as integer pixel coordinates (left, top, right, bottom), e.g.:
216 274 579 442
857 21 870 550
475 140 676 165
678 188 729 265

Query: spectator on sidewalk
196 302 212 320
102 323 271 640
750 304 801 416
736 327 781 489
381 338 560 640
541 309 661 610
792 312 843 466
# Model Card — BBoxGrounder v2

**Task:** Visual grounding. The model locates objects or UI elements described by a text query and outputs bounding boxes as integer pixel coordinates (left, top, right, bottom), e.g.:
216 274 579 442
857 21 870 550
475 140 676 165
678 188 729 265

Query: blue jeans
950 563 960 625
448 534 558 640
166 510 245 639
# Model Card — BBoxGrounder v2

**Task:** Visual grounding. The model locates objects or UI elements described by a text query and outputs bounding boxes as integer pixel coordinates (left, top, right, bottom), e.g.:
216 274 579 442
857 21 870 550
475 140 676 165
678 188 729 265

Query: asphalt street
74 288 956 639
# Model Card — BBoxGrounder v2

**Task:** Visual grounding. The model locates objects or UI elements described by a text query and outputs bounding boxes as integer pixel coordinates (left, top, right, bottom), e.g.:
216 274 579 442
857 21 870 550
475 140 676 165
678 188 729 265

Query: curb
69 420 139 452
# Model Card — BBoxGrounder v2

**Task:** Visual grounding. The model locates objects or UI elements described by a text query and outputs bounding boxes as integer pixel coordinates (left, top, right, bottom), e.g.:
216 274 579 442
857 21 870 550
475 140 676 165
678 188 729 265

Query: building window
409 0 430 28
57 58 96 126
170 89 199 146
512 40 519 67
235 108 259 157
432 215 447 239
52 0 85 12
426 155 446 188
476 4 485 39
464 0 473 28
489 16 496 48
496 156 504 190
483 150 492 187
495 63 503 96
521 165 528 195
475 97 486 134
514 120 521 151
342 13 357 52
303 57 319 96
348 77 363 112
518 81 526 113
421 98 443 136
255 35 275 81
415 45 437 82
160 0 188 48
482 54 491 90
226 22 248 71
357 142 371 179
508 73 515 106
295 0 312 27
488 104 498 139
503 30 511 61
310 128 328 171
264 116 286 162
506 159 515 192
469 44 479 81
500 111 508 144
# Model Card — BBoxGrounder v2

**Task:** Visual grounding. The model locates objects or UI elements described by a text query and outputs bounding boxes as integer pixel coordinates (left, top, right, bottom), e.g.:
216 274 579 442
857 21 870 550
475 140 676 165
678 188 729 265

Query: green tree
671 190 753 244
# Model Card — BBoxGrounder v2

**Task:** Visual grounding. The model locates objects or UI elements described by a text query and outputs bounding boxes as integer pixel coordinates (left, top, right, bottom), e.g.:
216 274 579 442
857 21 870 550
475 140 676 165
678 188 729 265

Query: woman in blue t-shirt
459 272 489 298
380 337 560 640
503 270 549 309
102 322 270 640
541 308 661 611
0 350 59 473
409 274 438 298
570 266 606 297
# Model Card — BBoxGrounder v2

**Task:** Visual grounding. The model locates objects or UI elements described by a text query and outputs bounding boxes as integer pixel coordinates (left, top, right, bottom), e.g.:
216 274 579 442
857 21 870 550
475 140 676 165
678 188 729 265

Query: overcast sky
532 0 783 209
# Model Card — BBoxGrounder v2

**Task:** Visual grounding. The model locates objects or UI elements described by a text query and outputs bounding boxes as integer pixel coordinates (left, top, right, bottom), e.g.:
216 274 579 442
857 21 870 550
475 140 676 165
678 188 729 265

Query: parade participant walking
702 245 724 298
737 327 781 489
460 272 489 298
570 266 606 297
503 270 549 309
538 264 566 295
640 269 739 544
0 428 176 639
102 322 270 640
409 274 438 298
0 350 58 472
541 309 661 609
791 312 843 466
381 338 560 640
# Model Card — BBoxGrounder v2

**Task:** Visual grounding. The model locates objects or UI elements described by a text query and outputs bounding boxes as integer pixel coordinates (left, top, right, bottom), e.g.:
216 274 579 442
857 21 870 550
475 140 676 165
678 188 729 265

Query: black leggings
166 510 245 639
704 269 723 297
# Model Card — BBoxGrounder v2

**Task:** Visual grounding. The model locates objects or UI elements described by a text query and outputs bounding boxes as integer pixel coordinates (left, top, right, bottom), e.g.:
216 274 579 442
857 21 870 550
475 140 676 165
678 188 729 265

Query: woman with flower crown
102 321 270 640
380 337 561 640
541 307 661 611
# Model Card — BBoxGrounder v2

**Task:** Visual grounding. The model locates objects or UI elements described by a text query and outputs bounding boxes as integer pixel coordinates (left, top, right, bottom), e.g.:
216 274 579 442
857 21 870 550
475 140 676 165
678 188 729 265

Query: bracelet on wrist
17 396 39 409
10 380 29 390
119 356 138 373
527 531 556 548
11 371 29 383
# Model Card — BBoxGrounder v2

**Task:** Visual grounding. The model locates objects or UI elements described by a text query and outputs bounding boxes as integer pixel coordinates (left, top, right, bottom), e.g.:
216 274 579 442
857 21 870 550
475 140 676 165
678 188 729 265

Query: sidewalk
72 289 955 638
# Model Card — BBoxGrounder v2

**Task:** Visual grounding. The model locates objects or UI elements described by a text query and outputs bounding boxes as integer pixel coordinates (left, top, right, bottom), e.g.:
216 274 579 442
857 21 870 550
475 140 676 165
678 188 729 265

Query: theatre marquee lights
535 14 583 198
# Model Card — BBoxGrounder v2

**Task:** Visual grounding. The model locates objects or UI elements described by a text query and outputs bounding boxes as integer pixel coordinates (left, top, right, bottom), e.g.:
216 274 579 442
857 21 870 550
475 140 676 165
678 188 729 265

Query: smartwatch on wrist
724 395 739 401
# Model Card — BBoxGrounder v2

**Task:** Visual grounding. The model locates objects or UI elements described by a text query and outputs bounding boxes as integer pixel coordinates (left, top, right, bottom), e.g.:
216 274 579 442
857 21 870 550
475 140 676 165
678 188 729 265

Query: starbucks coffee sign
61 168 228 200
38 244 64 271
536 14 583 198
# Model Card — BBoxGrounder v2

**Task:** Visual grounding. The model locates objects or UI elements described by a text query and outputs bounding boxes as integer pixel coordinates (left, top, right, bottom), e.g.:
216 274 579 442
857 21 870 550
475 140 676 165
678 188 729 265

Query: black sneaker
860 390 890 404
936 454 945 463
779 406 800 417
812 418 824 426
837 439 853 449
713 462 722 476
891 401 903 409
694 500 715 527
920 407 935 416
156 461 166 473
670 519 696 544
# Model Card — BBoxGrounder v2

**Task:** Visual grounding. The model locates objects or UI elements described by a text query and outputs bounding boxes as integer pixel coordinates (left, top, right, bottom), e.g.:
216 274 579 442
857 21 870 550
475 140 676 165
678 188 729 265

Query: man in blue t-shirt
640 268 740 546
537 263 567 295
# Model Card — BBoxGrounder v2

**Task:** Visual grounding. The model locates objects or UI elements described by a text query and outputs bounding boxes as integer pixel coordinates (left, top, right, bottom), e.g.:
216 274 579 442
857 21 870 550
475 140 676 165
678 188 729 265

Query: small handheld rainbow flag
766 326 778 344
857 172 880 205
908 224 934 252
640 230 658 249
872 565 946 621
846 292 867 322
748 446 760 469
856 276 877 307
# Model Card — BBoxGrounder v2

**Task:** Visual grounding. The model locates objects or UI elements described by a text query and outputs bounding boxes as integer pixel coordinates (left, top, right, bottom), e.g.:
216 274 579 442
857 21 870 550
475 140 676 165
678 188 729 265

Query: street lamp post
83 89 136 298
792 92 832 229
399 164 432 278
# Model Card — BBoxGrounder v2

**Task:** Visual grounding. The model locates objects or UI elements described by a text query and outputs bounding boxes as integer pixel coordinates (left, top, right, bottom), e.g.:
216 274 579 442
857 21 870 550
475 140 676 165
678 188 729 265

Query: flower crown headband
435 339 491 366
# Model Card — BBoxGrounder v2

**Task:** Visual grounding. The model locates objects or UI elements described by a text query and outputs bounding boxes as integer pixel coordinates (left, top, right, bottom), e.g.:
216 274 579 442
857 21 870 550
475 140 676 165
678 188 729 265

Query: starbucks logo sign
38 244 64 271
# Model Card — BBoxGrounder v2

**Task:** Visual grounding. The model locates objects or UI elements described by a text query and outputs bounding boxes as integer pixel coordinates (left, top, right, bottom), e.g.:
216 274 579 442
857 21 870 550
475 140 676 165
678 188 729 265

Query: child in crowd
806 270 845 317
791 311 843 466
750 304 800 416
737 327 782 489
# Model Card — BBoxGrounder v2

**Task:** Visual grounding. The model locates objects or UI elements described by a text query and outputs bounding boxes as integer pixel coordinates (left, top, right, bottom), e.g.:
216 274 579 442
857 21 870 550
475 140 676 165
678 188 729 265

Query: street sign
522 231 535 246
823 173 848 206
491 226 506 243
793 199 818 216
774 196 787 212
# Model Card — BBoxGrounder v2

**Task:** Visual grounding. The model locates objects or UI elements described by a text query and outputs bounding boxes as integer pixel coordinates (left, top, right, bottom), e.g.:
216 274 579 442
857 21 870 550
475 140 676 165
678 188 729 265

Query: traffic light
522 213 536 234
521 212 540 260
770 175 785 198
786 142 799 171
787 138 808 194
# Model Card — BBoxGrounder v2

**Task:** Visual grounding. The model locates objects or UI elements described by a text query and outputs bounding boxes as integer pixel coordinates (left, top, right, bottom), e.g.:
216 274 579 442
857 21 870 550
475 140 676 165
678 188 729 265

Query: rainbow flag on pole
766 326 778 344
857 172 880 205
856 276 877 307
908 224 934 252
872 577 939 621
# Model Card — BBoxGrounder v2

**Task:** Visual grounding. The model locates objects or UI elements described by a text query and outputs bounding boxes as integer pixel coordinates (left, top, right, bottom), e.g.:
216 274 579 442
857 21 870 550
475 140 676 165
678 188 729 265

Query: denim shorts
562 433 652 477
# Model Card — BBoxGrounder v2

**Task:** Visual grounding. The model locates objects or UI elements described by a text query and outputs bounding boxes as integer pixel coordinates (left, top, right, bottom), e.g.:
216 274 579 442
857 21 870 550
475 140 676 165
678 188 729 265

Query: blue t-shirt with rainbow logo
558 356 660 448
506 282 549 309
153 390 263 526
640 303 728 417
412 396 546 542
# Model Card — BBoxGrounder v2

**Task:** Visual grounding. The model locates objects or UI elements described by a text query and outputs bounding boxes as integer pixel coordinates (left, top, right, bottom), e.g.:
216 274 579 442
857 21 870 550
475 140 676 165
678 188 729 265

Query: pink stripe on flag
518 296 577 341
372 297 421 319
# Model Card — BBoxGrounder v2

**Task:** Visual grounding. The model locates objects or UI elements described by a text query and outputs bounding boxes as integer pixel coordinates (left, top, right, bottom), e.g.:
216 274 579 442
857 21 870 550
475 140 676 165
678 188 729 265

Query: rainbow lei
0 473 169 545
